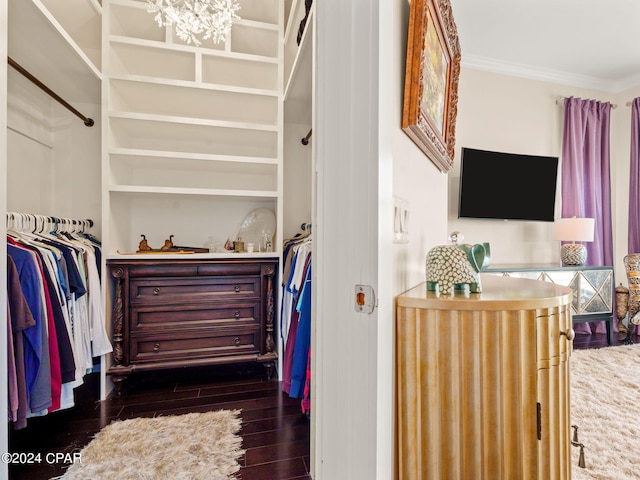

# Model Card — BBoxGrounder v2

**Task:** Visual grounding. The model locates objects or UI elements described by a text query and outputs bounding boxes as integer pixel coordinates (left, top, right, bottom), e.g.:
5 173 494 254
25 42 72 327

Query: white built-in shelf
38 0 102 72
284 0 313 81
283 1 313 124
8 0 101 105
108 110 278 131
109 148 279 165
109 78 278 125
109 39 279 90
109 154 277 190
103 0 284 258
108 185 278 199
109 73 278 96
109 116 278 157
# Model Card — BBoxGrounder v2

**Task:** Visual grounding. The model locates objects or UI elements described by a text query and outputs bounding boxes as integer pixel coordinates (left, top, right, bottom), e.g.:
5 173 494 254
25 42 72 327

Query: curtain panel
561 96 614 334
629 97 640 254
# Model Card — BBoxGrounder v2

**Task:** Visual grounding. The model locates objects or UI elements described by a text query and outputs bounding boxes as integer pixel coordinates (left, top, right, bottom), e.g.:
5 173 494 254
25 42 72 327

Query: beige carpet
56 409 244 480
571 343 640 479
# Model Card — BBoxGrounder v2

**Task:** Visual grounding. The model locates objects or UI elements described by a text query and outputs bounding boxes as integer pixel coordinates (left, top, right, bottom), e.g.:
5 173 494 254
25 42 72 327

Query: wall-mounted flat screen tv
458 147 559 222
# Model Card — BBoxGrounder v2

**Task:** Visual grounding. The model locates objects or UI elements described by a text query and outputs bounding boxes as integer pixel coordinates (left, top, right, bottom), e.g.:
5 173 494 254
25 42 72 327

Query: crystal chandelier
146 0 241 46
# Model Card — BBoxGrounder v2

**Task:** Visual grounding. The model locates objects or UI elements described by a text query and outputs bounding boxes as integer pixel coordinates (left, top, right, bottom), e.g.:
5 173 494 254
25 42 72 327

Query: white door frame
313 0 394 478
1 1 9 478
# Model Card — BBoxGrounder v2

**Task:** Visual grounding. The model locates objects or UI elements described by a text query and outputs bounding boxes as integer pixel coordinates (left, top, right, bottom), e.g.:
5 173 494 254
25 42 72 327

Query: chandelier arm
146 0 240 46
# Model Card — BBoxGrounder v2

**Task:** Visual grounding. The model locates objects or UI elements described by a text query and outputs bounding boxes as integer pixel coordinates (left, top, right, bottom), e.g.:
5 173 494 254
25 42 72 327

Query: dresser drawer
107 258 279 393
130 328 260 363
130 276 260 305
130 302 260 333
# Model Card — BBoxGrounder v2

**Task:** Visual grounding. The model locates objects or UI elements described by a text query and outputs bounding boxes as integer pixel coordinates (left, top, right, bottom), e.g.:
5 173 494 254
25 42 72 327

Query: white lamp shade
554 217 595 242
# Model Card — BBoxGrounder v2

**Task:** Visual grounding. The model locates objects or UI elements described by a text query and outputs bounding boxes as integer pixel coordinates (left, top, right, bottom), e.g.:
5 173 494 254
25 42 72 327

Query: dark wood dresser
106 258 278 393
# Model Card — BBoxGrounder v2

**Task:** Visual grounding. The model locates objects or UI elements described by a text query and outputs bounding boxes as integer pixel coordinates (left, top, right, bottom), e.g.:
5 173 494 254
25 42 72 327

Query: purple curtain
562 97 614 334
629 97 640 254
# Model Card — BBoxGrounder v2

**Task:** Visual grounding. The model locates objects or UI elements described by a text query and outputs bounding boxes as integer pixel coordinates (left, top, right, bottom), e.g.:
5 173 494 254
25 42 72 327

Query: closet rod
7 212 94 233
555 95 617 109
7 57 95 127
301 129 312 145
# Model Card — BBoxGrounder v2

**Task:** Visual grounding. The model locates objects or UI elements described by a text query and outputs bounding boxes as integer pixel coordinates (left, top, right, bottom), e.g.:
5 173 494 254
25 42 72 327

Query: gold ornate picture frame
402 0 461 173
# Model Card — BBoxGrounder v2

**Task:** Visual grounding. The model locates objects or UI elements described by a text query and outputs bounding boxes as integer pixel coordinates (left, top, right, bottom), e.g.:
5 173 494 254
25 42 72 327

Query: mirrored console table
485 264 614 345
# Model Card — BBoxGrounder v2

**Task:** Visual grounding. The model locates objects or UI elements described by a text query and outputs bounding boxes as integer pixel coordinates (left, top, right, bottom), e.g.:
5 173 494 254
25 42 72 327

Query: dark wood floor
573 331 624 349
7 331 628 480
8 363 311 480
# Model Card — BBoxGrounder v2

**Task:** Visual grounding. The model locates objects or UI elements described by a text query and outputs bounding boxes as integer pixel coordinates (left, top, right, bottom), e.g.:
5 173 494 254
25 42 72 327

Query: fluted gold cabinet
396 274 574 480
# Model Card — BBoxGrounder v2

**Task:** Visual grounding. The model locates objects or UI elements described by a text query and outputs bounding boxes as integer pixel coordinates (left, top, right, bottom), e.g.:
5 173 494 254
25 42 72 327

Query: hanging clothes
290 262 311 399
7 255 36 429
281 227 312 414
6 215 111 429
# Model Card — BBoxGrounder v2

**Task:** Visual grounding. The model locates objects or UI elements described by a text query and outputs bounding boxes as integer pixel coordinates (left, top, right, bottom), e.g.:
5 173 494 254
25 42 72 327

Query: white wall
7 69 101 232
392 0 449 296
51 101 102 235
449 67 624 271
611 84 640 283
283 121 312 239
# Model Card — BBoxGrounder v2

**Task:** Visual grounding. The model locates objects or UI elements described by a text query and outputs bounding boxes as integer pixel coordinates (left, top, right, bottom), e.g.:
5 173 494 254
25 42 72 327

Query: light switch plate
393 196 409 243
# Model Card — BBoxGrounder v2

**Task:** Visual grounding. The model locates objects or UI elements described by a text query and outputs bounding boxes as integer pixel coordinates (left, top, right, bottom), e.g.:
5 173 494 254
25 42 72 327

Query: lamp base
561 243 587 266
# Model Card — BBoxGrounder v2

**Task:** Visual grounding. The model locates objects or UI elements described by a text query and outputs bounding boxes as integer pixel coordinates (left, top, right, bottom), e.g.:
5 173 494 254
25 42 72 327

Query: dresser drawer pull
234 311 240 319
234 284 240 293
153 343 161 352
153 288 160 295
234 337 241 346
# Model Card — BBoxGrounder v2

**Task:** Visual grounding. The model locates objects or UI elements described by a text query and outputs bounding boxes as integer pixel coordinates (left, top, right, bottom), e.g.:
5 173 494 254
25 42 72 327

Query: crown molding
460 54 639 94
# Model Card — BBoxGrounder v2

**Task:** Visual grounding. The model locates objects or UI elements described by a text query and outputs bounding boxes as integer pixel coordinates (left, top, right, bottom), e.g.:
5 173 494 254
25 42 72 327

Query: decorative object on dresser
107 258 278 394
425 231 491 295
396 275 574 479
554 217 595 265
486 263 614 345
131 235 210 254
237 207 276 253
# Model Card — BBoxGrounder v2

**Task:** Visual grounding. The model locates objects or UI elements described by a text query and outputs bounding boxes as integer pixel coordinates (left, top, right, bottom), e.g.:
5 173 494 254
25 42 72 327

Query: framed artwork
402 0 461 173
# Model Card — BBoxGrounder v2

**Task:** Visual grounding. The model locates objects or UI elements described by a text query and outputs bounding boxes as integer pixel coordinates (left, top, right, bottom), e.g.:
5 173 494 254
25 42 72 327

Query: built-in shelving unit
103 0 283 257
284 0 313 102
283 0 313 237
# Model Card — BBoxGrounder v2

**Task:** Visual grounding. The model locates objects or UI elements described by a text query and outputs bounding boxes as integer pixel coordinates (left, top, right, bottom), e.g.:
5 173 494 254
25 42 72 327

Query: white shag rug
571 343 640 479
56 409 244 480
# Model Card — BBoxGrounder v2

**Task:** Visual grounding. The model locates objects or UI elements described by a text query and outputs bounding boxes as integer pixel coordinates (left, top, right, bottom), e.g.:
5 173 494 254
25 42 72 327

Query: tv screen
458 147 559 222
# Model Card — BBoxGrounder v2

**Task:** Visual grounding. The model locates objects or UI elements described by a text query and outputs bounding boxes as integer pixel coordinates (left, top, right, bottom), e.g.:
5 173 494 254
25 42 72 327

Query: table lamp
554 217 595 266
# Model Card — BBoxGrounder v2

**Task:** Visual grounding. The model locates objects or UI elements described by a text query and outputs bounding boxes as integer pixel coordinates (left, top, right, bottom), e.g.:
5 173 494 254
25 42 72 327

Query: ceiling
9 0 640 104
449 0 640 93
